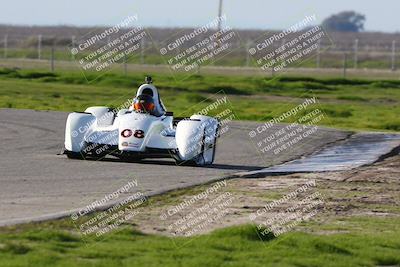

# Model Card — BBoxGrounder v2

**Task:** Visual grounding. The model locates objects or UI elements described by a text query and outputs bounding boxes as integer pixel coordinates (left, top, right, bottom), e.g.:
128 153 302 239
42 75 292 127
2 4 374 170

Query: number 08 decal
134 130 145 138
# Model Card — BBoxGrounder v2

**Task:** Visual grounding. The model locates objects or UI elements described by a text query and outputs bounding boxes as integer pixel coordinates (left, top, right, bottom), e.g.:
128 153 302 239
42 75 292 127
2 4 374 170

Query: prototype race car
64 77 219 166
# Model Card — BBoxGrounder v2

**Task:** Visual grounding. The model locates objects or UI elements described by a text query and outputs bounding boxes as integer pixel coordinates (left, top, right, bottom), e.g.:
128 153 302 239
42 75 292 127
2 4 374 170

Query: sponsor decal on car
122 141 140 147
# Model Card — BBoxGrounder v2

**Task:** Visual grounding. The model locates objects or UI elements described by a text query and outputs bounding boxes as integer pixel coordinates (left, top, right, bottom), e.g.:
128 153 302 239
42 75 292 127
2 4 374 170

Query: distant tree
322 11 366 32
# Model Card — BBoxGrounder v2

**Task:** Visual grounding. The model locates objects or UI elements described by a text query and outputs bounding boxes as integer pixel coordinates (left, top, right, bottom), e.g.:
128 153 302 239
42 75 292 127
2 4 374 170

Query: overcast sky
1 0 399 32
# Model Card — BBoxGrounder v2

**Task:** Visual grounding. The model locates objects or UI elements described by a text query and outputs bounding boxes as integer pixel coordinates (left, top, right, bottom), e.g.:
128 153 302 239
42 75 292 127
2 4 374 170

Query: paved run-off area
0 108 356 225
242 133 400 176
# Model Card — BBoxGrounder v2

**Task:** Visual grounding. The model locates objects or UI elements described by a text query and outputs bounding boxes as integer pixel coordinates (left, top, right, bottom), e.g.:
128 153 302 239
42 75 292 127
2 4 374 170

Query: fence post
38 35 42 60
50 45 55 72
140 38 145 64
391 40 396 71
71 36 76 60
354 39 358 69
343 53 347 78
4 34 8 58
123 53 127 76
316 39 321 68
245 41 251 67
271 52 275 77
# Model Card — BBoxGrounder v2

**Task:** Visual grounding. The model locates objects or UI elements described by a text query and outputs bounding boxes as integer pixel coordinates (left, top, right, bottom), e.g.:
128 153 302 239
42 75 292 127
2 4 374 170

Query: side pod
64 112 95 152
175 115 219 165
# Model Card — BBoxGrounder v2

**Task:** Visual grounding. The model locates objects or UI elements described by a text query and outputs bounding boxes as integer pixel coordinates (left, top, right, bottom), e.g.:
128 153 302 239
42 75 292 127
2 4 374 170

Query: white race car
64 77 219 166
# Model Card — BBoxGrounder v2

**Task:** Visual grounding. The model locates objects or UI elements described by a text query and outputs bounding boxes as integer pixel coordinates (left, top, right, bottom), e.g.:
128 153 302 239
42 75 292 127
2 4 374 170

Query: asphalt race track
0 109 350 225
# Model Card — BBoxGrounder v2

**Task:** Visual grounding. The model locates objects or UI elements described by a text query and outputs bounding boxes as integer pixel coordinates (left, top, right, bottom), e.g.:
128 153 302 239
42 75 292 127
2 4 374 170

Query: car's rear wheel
174 159 197 166
174 126 218 167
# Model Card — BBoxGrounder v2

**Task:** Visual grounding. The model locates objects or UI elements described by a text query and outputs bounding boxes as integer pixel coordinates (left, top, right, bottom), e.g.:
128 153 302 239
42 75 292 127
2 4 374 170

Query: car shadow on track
66 156 264 172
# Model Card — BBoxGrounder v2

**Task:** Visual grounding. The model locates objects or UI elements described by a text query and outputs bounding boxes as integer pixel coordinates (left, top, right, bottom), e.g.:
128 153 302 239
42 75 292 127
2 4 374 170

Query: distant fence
0 34 399 75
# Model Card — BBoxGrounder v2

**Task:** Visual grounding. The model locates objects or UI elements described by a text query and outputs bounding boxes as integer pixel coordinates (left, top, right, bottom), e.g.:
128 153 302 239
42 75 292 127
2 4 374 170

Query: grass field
1 68 400 266
1 166 400 267
0 67 399 131
0 189 399 267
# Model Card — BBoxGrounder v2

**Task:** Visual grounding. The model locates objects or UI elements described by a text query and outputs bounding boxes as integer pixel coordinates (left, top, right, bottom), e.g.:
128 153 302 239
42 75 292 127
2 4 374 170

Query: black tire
65 151 84 159
209 125 219 164
195 124 219 166
174 159 197 166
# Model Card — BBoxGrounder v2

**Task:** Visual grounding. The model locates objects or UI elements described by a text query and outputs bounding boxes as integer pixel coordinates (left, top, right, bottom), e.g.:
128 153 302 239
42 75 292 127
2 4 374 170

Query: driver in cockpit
132 94 156 115
131 77 167 117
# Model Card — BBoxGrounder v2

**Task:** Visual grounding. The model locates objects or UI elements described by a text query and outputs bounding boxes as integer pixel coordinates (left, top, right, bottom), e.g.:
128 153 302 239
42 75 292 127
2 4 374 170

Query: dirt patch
129 155 400 236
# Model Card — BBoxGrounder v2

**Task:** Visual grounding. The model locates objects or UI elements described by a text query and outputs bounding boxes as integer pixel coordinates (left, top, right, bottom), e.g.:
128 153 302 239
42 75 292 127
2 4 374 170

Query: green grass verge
0 216 399 267
0 68 399 131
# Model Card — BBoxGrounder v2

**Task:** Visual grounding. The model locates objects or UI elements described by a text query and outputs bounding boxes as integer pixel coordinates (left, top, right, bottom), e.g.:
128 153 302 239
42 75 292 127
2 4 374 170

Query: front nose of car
118 113 153 151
